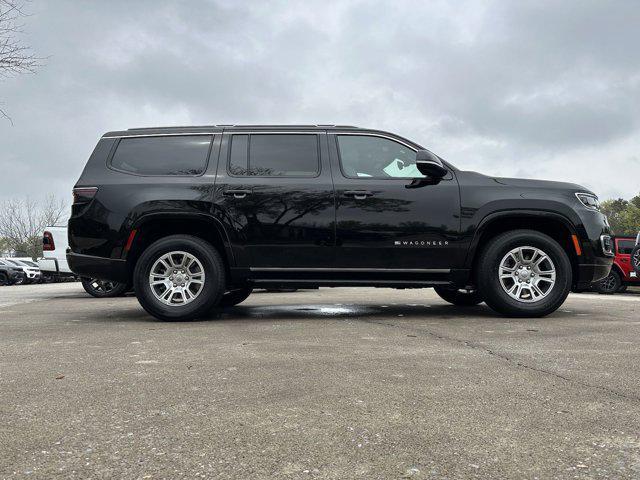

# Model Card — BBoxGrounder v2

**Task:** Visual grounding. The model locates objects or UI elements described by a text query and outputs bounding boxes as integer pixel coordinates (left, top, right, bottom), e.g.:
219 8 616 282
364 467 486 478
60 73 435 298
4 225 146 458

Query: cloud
1 0 639 204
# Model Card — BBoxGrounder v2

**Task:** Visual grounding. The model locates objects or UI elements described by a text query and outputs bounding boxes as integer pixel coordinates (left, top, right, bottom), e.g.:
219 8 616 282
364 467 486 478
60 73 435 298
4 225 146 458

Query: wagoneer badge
394 240 449 247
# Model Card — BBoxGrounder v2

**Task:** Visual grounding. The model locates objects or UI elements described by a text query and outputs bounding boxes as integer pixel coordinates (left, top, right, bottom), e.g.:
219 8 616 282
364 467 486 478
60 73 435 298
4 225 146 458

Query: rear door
214 130 335 269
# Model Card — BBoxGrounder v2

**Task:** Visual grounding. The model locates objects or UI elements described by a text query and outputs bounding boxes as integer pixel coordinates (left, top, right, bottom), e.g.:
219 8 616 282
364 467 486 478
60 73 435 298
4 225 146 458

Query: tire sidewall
478 231 572 316
134 236 224 321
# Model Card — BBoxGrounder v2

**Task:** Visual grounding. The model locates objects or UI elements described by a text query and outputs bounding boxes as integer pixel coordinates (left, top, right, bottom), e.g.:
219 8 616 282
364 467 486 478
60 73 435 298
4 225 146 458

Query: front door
214 131 335 269
329 132 460 270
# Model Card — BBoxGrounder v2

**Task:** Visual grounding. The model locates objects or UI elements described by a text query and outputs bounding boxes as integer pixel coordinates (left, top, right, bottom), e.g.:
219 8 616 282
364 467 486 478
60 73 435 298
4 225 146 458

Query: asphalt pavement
1 284 639 479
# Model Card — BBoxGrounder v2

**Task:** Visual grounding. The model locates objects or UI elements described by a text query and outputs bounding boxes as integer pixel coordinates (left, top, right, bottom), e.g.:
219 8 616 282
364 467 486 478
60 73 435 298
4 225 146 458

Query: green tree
601 195 640 236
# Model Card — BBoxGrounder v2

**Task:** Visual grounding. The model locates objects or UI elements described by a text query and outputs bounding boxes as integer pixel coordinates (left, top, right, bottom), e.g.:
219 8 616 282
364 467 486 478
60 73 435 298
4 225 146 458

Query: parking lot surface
1 284 639 479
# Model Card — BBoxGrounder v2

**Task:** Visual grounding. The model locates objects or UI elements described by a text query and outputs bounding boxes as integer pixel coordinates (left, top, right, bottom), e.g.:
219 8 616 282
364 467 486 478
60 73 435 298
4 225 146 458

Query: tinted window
228 134 319 177
618 240 635 254
110 135 212 176
337 135 423 179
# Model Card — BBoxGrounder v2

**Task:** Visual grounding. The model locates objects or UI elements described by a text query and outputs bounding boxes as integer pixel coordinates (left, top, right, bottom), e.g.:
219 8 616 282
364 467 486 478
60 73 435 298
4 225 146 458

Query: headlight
576 192 600 211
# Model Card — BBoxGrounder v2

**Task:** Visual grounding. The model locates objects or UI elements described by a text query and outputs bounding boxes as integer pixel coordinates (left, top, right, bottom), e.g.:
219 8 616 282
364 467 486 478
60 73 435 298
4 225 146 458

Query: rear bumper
67 251 129 283
575 257 613 289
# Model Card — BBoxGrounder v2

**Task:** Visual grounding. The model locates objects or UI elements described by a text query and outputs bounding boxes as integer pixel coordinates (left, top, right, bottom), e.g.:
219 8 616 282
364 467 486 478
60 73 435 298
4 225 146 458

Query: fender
463 209 579 269
126 211 236 267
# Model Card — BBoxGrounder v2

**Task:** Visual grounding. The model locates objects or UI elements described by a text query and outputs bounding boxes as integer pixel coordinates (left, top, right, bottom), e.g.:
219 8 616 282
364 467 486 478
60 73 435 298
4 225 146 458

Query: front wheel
0 273 8 286
133 235 225 321
81 278 129 298
433 287 483 306
476 230 572 317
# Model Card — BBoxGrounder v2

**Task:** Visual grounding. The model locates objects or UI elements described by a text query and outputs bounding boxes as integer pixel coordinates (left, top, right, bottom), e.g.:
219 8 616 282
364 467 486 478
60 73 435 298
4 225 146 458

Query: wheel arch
125 212 235 283
466 210 581 284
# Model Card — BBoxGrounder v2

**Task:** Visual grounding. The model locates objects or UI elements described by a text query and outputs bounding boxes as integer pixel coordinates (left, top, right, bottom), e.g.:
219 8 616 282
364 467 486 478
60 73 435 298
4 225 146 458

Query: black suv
68 125 613 321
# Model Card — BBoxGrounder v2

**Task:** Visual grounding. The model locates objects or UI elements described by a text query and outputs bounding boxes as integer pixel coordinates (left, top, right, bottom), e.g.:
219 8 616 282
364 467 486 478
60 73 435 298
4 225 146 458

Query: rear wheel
81 278 129 298
134 235 225 321
433 287 483 306
0 273 8 286
476 230 572 317
219 287 253 307
596 270 621 294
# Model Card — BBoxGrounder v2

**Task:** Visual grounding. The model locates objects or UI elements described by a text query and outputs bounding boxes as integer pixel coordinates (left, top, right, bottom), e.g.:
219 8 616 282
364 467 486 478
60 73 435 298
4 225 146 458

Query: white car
38 226 75 280
0 258 41 284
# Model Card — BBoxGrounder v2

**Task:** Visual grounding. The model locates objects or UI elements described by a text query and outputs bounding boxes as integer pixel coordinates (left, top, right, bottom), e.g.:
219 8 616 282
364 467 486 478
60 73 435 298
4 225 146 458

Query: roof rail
127 124 359 130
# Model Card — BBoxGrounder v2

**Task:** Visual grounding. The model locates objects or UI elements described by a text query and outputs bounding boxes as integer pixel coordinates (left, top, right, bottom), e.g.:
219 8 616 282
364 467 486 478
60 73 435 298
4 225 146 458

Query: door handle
223 189 252 199
344 190 373 200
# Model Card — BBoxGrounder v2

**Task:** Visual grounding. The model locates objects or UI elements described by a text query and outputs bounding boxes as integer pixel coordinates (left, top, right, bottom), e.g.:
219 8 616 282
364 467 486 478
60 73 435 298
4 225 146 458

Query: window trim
107 134 214 178
335 133 432 181
226 132 322 179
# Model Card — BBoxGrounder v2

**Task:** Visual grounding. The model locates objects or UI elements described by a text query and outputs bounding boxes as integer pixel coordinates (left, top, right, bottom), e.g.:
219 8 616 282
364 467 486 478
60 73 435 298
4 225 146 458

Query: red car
597 236 640 293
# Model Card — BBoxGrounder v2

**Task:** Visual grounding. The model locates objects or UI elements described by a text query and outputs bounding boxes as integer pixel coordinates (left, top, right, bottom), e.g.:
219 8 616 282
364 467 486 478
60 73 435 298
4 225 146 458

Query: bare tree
0 0 39 121
0 195 67 258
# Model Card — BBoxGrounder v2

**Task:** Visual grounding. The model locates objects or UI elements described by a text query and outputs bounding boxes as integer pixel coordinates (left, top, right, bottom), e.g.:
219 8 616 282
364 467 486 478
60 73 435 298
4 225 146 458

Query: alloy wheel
148 251 205 306
499 246 556 303
89 278 118 293
600 273 618 292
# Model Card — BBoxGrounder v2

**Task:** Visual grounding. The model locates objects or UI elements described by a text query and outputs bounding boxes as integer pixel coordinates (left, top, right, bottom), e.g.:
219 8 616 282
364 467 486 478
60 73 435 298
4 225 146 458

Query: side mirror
415 150 448 178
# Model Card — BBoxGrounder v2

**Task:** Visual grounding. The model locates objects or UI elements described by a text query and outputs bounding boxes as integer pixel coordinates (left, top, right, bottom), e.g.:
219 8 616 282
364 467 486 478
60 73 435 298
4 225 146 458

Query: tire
133 235 225 321
433 286 483 306
219 287 253 307
0 273 8 286
81 277 130 298
632 246 640 274
476 230 572 317
13 274 26 285
617 284 628 294
596 270 622 294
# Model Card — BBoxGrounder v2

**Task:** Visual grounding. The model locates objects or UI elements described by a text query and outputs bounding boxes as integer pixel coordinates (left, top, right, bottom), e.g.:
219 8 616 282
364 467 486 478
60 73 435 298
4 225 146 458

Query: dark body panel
327 132 463 270
213 131 336 269
67 125 613 290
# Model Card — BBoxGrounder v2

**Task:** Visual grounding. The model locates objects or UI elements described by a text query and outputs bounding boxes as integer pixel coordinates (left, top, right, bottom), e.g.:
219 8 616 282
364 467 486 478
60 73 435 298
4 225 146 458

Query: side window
110 135 212 176
228 134 319 177
337 135 424 179
618 240 635 255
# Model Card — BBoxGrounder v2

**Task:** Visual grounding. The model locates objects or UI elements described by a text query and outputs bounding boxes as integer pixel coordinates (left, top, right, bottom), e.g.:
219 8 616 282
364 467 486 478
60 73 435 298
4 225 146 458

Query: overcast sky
1 0 639 205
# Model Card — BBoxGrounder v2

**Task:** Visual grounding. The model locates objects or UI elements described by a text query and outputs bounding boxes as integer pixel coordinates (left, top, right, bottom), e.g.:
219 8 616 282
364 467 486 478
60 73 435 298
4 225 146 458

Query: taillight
73 187 98 205
43 231 55 251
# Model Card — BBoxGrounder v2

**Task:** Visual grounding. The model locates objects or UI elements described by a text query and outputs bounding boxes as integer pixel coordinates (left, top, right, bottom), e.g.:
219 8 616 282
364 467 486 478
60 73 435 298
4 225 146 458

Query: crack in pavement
361 318 640 404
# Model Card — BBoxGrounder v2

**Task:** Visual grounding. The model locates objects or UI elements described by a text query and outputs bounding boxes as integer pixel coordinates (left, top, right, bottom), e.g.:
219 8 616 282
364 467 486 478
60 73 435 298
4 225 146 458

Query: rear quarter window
110 135 212 176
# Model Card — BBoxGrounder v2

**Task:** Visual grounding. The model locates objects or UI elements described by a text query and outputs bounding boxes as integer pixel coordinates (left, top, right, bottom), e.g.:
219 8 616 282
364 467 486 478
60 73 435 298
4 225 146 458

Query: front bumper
67 251 128 283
